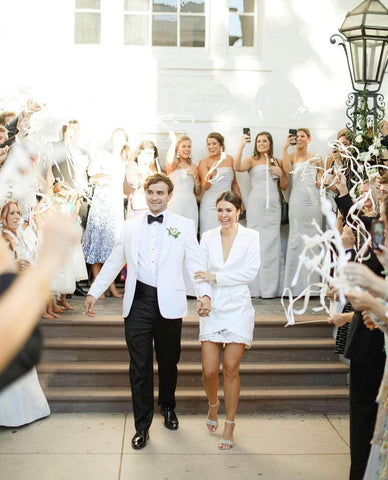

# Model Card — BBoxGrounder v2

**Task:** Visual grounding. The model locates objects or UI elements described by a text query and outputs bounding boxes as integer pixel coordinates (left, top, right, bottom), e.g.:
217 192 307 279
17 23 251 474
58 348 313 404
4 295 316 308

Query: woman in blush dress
194 191 260 450
234 131 288 298
124 140 161 218
282 128 324 296
166 134 201 232
198 133 243 237
82 128 129 298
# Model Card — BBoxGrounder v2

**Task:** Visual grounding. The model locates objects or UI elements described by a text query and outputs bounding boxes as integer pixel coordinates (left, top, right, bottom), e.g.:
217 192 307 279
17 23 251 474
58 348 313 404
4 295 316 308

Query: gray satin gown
247 164 281 298
200 167 234 237
283 161 322 296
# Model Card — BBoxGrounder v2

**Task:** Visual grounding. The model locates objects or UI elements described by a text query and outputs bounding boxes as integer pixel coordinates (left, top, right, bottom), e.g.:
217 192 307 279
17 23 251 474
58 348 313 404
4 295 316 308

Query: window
74 0 101 44
124 0 206 47
229 0 254 47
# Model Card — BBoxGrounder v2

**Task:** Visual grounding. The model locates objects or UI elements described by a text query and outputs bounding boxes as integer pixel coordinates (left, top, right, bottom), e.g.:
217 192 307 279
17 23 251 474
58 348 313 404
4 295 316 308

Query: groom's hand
84 294 97 317
196 295 211 317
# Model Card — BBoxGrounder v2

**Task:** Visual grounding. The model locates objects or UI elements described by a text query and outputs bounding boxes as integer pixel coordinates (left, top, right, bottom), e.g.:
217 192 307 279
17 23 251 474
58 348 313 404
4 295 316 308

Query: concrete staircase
38 301 349 414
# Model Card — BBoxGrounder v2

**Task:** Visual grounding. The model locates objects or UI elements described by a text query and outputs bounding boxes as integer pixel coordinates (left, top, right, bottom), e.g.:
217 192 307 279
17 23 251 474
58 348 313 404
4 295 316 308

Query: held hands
194 270 216 283
196 295 211 317
84 295 97 317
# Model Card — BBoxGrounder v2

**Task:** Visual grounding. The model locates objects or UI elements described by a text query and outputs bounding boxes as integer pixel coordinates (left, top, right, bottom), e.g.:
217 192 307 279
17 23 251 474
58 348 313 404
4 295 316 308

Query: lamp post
330 0 388 134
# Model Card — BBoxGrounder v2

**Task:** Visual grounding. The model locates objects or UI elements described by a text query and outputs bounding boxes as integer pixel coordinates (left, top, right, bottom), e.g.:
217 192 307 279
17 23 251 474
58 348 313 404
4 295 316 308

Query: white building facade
1 0 387 188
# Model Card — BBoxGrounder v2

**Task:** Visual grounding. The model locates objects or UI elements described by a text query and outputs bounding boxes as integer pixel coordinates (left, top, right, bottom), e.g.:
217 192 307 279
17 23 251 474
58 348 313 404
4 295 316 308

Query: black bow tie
147 214 164 224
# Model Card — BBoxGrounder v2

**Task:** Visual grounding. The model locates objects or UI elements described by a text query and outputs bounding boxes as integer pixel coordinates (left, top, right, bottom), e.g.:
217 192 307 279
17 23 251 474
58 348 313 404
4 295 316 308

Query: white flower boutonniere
167 227 181 239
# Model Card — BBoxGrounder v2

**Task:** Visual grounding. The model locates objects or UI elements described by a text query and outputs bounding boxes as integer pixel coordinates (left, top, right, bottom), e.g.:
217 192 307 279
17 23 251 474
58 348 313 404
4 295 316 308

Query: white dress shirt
137 209 169 287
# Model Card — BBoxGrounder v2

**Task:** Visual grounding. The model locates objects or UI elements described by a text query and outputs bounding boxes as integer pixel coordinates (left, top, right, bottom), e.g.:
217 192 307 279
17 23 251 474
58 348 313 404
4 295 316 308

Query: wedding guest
0 212 78 386
124 140 161 217
282 128 324 296
84 173 211 450
82 128 128 298
334 173 386 480
198 132 243 237
234 131 287 298
166 134 201 232
194 191 260 449
50 182 88 310
0 111 17 127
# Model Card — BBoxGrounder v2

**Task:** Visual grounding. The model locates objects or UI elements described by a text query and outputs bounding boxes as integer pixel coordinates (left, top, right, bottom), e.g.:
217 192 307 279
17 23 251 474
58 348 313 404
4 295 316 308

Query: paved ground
0 412 349 480
0 295 350 479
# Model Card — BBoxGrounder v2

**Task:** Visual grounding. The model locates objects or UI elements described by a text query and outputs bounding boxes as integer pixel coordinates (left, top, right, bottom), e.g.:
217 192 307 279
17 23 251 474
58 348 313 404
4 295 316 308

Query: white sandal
206 399 220 432
218 419 235 450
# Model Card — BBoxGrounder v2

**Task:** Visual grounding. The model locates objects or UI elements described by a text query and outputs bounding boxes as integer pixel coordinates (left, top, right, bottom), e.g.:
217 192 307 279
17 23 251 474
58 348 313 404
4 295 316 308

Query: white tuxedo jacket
88 211 211 319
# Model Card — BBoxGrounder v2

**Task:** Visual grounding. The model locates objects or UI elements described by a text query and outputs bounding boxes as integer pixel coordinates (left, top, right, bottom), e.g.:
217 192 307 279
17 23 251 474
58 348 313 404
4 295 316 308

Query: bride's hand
194 271 216 283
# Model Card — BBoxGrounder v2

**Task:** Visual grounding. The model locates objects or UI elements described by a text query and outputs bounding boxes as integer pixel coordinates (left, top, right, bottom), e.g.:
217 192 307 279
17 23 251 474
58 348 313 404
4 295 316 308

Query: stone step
39 315 331 340
41 338 339 363
38 361 348 388
43 386 349 414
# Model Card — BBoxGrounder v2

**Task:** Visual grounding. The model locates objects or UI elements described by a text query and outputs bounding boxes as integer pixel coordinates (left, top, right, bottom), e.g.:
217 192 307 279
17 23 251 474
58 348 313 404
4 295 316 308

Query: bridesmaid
198 132 243 237
282 128 323 296
234 131 288 298
166 134 201 232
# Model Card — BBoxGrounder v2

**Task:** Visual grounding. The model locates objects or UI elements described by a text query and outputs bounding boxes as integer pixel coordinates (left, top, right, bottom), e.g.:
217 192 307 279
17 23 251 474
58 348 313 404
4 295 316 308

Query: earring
176 151 180 159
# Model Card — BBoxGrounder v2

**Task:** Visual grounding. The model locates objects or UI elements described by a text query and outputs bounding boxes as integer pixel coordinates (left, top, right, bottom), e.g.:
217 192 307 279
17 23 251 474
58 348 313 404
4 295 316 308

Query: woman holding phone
234 131 287 298
198 132 243 237
282 128 323 296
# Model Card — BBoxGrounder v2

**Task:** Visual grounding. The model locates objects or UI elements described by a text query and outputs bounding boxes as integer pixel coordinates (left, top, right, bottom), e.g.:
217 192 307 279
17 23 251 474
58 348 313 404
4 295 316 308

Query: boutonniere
167 227 181 239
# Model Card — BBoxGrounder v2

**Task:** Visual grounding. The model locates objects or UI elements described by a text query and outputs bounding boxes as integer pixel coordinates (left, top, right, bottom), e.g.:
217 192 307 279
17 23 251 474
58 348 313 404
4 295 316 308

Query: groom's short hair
143 173 174 194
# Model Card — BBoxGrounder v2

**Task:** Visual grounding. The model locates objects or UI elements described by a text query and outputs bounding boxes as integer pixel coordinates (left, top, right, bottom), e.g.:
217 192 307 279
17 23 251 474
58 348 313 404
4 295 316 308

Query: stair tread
38 361 348 373
40 314 328 326
44 385 349 400
43 338 335 348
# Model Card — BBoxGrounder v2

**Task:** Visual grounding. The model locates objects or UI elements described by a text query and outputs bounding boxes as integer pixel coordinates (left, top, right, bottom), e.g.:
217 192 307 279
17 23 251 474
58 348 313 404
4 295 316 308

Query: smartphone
371 220 385 251
243 127 251 142
289 128 297 146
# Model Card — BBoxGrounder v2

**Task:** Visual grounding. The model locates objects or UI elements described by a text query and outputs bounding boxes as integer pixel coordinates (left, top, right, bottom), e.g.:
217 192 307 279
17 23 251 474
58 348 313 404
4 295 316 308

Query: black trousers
124 281 182 431
349 350 386 480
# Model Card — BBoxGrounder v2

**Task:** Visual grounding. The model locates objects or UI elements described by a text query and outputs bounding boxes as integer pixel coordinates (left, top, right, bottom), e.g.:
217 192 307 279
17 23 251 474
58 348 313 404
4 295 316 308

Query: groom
84 173 211 449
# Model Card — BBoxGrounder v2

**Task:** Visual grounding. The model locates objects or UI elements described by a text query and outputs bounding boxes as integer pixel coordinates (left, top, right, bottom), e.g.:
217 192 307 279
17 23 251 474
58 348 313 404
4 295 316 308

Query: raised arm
282 134 294 174
233 135 252 172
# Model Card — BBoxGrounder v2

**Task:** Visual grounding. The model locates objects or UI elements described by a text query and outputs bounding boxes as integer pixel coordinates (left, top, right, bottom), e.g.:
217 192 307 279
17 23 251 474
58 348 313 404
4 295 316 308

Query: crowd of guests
3 99 388 475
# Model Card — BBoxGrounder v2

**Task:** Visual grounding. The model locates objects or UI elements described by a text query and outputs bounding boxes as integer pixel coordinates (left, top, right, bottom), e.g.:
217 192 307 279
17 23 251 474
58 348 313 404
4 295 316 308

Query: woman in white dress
0 201 50 427
198 132 243 237
234 131 288 298
194 191 260 450
166 135 201 231
282 128 323 296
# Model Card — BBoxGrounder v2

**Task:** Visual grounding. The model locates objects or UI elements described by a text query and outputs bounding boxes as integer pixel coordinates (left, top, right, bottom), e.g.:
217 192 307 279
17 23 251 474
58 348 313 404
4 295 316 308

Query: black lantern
338 0 388 92
331 0 388 133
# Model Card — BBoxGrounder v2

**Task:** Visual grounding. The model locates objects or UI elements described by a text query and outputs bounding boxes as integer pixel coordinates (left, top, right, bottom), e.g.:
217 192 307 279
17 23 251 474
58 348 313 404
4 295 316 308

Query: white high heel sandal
218 419 235 449
206 399 220 432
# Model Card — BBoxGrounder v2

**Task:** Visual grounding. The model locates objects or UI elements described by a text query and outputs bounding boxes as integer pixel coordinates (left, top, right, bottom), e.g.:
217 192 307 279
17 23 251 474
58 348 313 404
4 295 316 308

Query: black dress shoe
74 286 88 297
160 407 179 430
131 429 149 450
